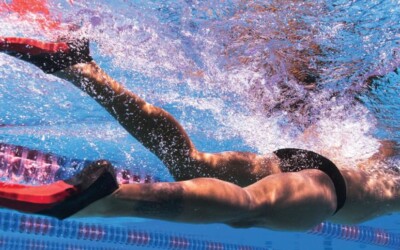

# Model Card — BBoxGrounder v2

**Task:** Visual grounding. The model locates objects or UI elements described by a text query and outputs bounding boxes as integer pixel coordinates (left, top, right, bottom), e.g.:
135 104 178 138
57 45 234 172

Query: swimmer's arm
72 170 336 231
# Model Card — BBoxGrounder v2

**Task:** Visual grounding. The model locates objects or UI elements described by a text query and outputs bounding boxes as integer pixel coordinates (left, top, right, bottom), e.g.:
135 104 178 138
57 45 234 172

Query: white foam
1 0 398 168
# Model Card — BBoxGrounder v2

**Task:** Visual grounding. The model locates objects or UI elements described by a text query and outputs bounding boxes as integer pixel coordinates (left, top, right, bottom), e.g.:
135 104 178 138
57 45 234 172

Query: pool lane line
309 221 400 248
0 209 397 249
0 210 268 250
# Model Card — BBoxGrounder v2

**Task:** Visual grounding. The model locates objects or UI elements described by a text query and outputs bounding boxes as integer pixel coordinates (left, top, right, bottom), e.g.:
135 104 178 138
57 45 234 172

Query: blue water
1 0 400 249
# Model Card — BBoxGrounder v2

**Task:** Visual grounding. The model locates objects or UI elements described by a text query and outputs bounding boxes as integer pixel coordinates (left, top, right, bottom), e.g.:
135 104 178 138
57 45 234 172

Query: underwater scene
1 0 400 249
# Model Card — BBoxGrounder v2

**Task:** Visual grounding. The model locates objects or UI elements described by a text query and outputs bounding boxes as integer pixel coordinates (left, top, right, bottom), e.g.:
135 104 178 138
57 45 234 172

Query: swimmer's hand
0 37 92 73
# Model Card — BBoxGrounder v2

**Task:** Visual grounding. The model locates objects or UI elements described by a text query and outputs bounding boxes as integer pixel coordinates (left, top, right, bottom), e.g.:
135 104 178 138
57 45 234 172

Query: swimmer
0 37 399 231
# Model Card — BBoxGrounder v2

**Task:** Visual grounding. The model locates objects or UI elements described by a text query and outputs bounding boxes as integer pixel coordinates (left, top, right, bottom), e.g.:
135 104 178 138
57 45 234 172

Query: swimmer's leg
0 37 280 185
52 52 280 185
72 169 336 231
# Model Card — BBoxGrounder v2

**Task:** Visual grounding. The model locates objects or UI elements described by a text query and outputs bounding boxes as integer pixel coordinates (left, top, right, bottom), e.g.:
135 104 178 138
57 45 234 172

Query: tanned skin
51 62 398 231
1 38 399 231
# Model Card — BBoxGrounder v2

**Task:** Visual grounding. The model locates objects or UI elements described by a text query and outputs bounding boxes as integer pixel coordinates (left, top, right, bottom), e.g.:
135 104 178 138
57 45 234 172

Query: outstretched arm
73 169 337 231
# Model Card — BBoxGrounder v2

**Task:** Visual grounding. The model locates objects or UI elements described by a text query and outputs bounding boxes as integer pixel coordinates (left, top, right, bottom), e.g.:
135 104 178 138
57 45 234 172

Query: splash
0 0 73 37
319 1 400 88
2 0 399 167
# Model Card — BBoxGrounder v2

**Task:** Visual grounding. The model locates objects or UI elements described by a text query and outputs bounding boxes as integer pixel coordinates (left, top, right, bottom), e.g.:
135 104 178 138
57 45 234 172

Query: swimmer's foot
0 37 92 73
0 160 118 219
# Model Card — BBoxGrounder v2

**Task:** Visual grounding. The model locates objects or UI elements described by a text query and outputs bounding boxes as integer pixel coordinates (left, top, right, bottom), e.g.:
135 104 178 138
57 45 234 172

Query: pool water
0 0 400 249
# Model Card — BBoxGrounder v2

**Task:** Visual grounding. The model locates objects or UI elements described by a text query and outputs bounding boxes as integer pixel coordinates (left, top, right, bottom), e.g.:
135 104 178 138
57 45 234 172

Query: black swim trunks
273 148 347 214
